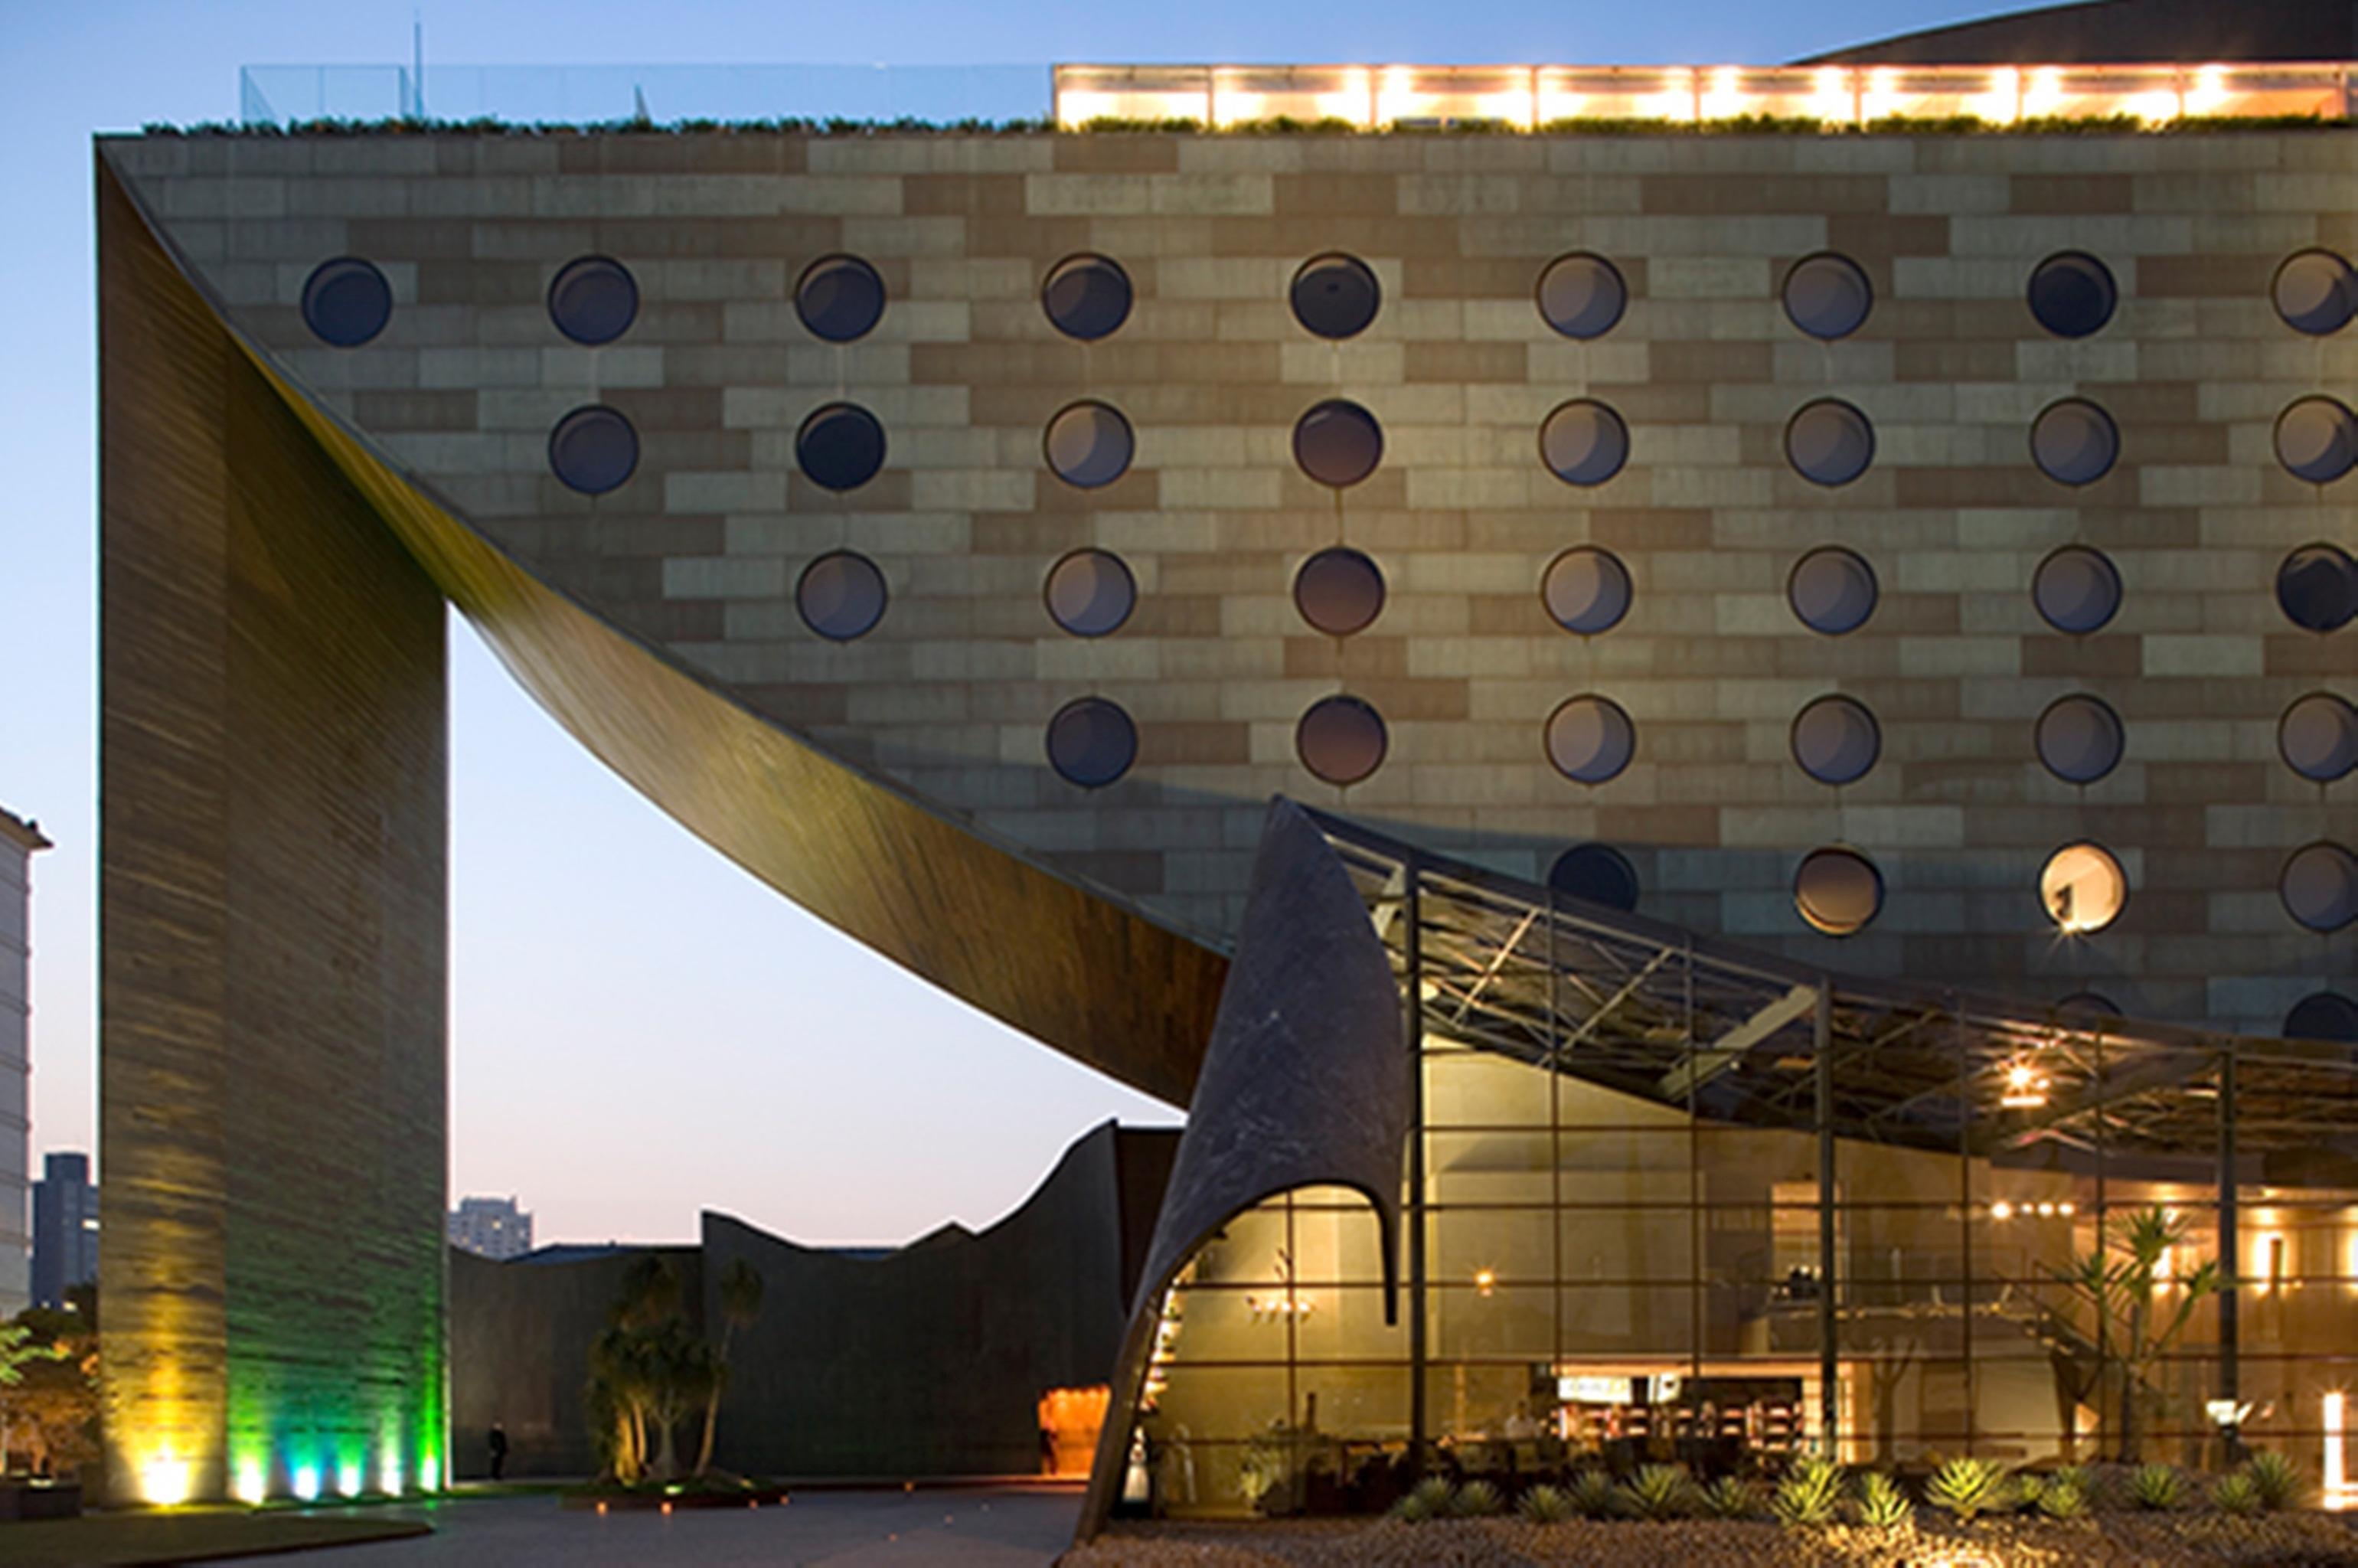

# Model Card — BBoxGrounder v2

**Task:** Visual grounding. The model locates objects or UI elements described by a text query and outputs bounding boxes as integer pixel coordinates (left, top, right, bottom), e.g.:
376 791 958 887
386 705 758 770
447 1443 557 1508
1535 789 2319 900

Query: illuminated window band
1053 63 2356 131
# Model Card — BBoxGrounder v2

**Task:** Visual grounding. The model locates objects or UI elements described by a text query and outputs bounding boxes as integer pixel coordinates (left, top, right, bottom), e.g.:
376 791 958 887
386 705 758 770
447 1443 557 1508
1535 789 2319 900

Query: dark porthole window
1293 400 1384 488
1790 695 1880 786
795 403 887 492
1296 694 1388 786
1545 694 1635 785
2030 398 2120 486
2027 250 2118 339
2036 694 2125 785
1290 253 1380 339
2285 990 2358 1043
796 550 889 642
2280 691 2358 783
1042 253 1132 341
2281 841 2358 933
2275 396 2358 484
1294 547 1385 637
1785 399 1874 487
2272 249 2356 336
547 255 638 345
1795 847 1883 936
795 254 886 343
1543 547 1632 636
1549 842 1640 912
1788 547 1878 635
1043 548 1136 638
1782 252 1873 341
2033 544 2122 635
2277 543 2357 633
1043 400 1135 489
2057 990 2122 1018
546 405 639 495
1540 400 1630 488
1045 697 1138 789
300 256 393 347
1536 253 1627 340
2041 841 2126 934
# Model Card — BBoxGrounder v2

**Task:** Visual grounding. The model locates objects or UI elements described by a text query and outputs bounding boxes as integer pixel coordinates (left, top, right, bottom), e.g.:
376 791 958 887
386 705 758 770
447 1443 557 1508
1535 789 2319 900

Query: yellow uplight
1377 66 1421 126
1700 67 1746 122
1809 67 1852 124
2124 90 2180 125
2023 67 2066 118
1644 69 1695 123
1971 67 2021 123
1315 70 1373 127
142 1455 195 1507
1860 67 1900 122
2186 64 2230 116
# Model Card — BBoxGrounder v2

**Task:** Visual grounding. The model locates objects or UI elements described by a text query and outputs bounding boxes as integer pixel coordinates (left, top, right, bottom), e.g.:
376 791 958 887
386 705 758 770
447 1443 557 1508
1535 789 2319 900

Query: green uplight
338 1462 364 1498
292 1464 321 1501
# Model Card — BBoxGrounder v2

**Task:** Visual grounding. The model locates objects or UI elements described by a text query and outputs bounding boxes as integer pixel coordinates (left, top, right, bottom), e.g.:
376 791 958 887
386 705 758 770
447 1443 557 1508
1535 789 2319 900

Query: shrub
1852 1470 1912 1530
1772 1457 1846 1528
1702 1475 1766 1521
1452 1478 1504 1518
2037 1477 2089 1520
2129 1462 2190 1512
1409 1475 1456 1515
2213 1470 2263 1517
1925 1457 2012 1521
1389 1491 1432 1523
1618 1463 1699 1521
2244 1449 2309 1512
1569 1468 1622 1520
1519 1483 1575 1524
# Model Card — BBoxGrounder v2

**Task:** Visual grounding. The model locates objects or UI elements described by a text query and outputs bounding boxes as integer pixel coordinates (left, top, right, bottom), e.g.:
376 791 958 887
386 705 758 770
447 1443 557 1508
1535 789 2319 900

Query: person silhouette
488 1421 508 1482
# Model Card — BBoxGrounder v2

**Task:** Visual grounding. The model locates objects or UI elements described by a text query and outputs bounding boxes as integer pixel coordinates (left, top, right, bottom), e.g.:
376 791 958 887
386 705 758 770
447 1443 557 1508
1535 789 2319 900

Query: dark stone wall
1808 0 2358 64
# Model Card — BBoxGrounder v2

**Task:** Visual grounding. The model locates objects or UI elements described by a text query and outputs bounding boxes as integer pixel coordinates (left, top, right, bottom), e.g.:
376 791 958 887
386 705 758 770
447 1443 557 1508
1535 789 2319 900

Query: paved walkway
216 1488 1082 1566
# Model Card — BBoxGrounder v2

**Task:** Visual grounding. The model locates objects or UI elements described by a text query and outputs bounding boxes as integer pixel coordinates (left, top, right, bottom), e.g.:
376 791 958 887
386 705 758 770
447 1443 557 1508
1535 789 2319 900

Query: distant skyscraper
0 808 49 1318
447 1197 532 1262
31 1152 97 1311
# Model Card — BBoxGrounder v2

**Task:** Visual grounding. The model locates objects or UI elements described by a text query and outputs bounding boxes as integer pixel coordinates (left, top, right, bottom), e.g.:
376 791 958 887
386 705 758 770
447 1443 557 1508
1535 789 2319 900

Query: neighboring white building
0 808 50 1318
447 1195 532 1261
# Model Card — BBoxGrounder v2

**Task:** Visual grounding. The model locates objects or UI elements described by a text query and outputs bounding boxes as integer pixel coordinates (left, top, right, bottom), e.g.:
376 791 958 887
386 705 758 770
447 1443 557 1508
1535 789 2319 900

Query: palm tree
2054 1205 2219 1462
694 1260 766 1475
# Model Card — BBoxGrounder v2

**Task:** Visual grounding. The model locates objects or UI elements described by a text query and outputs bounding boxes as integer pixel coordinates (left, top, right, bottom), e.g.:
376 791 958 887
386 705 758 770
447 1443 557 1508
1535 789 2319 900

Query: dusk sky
2 0 2017 1247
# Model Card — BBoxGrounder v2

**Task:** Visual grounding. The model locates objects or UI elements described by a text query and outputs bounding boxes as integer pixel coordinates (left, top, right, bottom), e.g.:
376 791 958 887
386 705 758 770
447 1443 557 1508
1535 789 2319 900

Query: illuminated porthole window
301 256 393 347
1549 842 1639 912
1043 400 1135 489
1790 695 1880 786
2027 251 2117 339
1290 253 1380 339
1292 400 1383 488
1045 697 1138 789
795 403 887 492
1540 400 1630 487
1795 847 1883 936
2057 990 2121 1018
1782 252 1873 341
2033 544 2122 635
1043 548 1135 638
2284 990 2358 1043
1787 547 1878 635
1042 253 1132 341
2277 543 2357 633
2272 249 2356 336
2036 694 2125 785
547 255 638 345
2030 398 2120 486
546 405 639 495
1296 694 1388 786
2279 691 2358 783
795 254 886 342
1785 399 1874 487
1294 547 1386 636
2281 841 2358 933
796 550 888 642
1536 253 1627 340
2040 841 2126 934
1544 694 1635 785
2275 397 2358 484
1542 547 1632 635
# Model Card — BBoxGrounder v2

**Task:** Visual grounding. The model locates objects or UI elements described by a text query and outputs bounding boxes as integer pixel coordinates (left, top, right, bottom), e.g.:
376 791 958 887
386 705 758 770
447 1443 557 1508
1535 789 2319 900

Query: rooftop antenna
411 11 426 122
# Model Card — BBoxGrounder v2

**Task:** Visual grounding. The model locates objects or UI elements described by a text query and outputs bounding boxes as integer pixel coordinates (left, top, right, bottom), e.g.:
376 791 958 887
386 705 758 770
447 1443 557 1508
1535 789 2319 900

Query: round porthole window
2284 991 2358 1043
1536 253 1627 340
301 256 393 347
2041 841 2126 934
795 254 886 342
1785 400 1875 487
546 405 639 495
2272 249 2356 336
2277 543 2357 633
1788 547 1878 635
2280 692 2358 783
1296 694 1388 786
797 550 888 642
2031 399 2121 486
1043 400 1135 489
1542 547 1632 636
1294 547 1386 637
1782 252 1873 341
2275 397 2358 484
1795 847 1883 936
795 403 887 492
547 255 638 345
1290 253 1380 339
2033 545 2122 635
1549 843 1639 912
2036 694 2124 785
1293 400 1384 488
1043 548 1136 639
1042 253 1132 341
2281 841 2358 933
1791 695 1881 786
1540 400 1631 487
2027 251 2118 339
1545 694 1635 785
1045 697 1138 789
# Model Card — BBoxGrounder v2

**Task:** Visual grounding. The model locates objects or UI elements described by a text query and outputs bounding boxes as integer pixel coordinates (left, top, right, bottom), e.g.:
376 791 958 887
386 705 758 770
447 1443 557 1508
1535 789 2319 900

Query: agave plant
1853 1470 1913 1530
2213 1470 2262 1517
1390 1491 1433 1523
1702 1474 1766 1521
2244 1449 2308 1512
1409 1475 1456 1515
1925 1456 2012 1522
2128 1462 2190 1512
1618 1462 1700 1521
2037 1477 2090 1520
1569 1468 1622 1520
1518 1482 1575 1524
1452 1478 1504 1518
1772 1456 1846 1528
